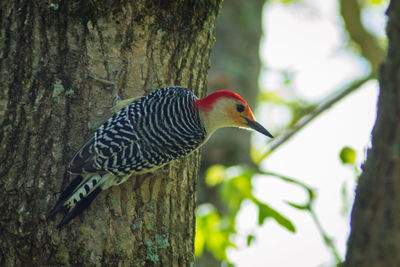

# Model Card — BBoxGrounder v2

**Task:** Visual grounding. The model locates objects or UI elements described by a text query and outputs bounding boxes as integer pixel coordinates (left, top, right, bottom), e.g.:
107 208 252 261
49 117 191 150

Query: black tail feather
47 175 84 221
56 186 102 229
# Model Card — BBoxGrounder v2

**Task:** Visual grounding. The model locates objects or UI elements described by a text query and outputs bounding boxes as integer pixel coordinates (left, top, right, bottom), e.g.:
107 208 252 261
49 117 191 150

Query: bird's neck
195 97 232 137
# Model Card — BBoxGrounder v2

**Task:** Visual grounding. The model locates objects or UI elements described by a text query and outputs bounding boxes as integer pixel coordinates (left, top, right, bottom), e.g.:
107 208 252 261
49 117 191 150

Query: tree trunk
344 1 400 266
0 1 221 265
201 0 265 170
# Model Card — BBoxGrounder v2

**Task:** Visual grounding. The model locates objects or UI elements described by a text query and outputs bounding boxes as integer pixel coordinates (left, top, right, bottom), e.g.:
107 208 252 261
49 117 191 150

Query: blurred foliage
195 0 388 265
364 0 387 6
339 145 362 177
258 90 317 129
339 145 362 216
196 163 346 264
195 165 296 263
340 146 357 165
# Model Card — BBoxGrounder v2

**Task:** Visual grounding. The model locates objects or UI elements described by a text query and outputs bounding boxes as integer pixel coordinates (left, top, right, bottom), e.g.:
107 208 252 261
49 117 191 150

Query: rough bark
0 0 221 266
343 1 400 266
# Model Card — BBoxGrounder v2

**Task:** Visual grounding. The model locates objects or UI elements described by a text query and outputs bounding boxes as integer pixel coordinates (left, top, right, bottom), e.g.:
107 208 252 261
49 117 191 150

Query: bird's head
195 90 273 138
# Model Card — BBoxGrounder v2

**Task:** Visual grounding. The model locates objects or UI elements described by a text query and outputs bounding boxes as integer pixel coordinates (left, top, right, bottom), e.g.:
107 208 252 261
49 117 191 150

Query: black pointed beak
245 118 274 138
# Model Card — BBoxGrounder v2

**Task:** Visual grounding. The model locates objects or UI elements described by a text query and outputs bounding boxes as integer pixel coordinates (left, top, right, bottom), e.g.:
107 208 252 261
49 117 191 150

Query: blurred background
195 0 388 266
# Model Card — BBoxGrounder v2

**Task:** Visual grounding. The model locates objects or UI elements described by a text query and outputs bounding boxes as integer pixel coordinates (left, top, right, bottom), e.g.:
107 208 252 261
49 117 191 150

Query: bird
48 86 273 229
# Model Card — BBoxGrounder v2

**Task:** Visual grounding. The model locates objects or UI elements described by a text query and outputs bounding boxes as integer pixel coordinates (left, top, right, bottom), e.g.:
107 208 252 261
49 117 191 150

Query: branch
261 74 375 159
259 170 343 263
309 207 343 263
340 0 385 73
260 170 314 194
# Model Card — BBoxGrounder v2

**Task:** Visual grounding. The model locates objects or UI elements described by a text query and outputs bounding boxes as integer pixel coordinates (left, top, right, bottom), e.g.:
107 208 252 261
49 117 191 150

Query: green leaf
366 0 386 5
195 204 234 261
194 223 205 257
282 70 294 86
286 201 310 211
257 202 295 233
339 146 357 165
219 168 253 214
205 164 226 187
257 203 271 225
258 91 284 104
231 175 252 199
247 234 256 246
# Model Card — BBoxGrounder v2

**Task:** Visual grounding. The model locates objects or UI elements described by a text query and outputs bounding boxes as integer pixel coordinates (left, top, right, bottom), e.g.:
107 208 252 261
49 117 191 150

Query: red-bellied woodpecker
48 87 273 229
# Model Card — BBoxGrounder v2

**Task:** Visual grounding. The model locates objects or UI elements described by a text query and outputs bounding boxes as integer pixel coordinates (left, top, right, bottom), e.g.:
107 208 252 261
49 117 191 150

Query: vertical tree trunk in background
344 1 400 266
201 0 265 170
196 0 264 265
0 1 221 265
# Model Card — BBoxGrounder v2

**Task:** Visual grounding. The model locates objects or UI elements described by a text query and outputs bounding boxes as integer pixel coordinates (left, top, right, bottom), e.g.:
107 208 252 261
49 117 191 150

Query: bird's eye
236 104 245 113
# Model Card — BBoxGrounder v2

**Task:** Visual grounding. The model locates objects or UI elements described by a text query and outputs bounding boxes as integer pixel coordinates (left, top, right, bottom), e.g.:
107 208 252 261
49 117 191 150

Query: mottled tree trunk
0 1 221 265
344 1 400 266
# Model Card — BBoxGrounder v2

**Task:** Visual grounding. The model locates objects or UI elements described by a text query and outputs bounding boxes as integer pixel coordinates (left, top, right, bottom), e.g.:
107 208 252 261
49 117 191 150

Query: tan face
223 99 273 138
224 100 256 129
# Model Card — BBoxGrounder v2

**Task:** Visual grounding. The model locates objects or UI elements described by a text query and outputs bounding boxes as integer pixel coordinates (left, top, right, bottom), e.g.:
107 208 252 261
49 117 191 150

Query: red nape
194 90 246 111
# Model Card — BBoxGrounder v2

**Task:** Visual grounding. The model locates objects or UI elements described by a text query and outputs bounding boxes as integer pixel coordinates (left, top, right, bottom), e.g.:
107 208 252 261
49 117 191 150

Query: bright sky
228 0 386 266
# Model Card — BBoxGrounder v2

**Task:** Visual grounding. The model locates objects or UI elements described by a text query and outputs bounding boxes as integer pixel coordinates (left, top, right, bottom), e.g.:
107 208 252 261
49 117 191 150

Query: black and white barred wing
69 87 206 177
49 87 207 228
69 106 139 175
68 136 97 174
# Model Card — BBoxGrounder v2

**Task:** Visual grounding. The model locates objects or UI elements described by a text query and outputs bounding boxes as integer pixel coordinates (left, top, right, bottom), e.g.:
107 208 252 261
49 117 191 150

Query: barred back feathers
49 87 206 229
